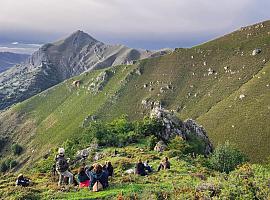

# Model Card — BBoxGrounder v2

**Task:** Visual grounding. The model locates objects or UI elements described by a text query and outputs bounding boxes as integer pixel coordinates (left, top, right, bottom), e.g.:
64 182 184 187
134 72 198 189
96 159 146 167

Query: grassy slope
0 143 269 199
0 20 270 163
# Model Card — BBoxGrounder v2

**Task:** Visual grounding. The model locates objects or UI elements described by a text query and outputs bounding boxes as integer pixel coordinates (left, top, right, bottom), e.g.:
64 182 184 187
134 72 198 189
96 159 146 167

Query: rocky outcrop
0 30 171 110
150 107 213 155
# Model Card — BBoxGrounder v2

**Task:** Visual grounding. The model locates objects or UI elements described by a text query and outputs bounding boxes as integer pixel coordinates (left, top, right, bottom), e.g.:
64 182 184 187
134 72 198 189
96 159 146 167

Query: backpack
56 156 69 173
92 180 103 192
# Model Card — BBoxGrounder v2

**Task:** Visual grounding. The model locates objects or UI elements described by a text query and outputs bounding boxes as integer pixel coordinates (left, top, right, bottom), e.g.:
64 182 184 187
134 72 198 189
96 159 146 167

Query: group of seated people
77 162 113 190
16 148 171 191
135 157 171 176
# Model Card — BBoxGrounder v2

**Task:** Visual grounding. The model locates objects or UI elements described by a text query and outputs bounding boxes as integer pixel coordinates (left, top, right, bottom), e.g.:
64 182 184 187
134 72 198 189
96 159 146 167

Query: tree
209 141 248 173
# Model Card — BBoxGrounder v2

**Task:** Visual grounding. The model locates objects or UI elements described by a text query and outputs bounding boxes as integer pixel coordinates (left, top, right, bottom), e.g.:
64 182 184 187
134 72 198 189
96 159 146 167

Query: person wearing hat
16 174 30 187
55 148 73 186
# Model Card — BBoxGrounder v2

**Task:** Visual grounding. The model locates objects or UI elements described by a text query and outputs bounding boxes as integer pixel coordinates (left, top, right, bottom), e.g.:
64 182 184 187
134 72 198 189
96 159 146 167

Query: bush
147 135 158 150
9 160 18 169
0 162 8 172
12 144 23 155
209 141 248 173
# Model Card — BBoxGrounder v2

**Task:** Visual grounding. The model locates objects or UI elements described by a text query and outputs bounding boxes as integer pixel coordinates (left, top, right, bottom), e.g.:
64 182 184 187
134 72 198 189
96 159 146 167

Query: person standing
55 148 73 186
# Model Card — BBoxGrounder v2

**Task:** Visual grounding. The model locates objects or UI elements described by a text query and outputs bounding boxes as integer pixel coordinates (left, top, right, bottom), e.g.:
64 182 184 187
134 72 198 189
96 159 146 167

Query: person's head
138 159 142 163
78 167 85 175
164 157 169 161
93 163 103 174
58 148 65 156
107 161 112 167
146 160 149 164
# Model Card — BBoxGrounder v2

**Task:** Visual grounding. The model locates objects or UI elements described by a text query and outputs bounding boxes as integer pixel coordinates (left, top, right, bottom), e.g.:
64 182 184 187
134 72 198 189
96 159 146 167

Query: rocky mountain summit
0 30 170 110
0 52 29 73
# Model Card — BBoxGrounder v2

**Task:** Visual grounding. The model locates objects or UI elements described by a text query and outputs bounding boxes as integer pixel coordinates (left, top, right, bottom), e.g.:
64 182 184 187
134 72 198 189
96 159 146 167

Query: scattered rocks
88 70 112 93
82 115 97 127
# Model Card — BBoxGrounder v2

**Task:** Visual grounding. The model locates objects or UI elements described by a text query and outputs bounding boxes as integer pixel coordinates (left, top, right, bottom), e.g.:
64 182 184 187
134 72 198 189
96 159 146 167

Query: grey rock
252 48 261 56
150 107 213 155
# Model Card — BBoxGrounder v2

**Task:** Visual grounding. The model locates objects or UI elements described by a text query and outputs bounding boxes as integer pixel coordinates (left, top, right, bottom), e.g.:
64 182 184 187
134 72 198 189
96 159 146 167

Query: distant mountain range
0 52 29 73
0 30 171 110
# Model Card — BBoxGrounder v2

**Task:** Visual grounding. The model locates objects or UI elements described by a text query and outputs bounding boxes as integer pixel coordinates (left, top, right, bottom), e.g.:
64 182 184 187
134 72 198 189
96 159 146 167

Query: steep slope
0 30 170 110
0 52 29 73
0 20 270 163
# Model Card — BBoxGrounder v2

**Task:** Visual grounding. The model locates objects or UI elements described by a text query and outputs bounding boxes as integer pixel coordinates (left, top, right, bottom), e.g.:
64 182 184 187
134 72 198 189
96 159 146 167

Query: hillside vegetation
0 20 270 167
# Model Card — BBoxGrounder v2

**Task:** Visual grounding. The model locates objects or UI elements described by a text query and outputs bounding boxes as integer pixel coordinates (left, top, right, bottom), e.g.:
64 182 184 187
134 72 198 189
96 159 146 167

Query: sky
0 0 270 54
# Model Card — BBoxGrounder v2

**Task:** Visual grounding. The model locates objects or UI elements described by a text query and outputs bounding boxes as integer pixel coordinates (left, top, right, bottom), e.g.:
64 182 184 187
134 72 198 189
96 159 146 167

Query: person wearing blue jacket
87 164 109 189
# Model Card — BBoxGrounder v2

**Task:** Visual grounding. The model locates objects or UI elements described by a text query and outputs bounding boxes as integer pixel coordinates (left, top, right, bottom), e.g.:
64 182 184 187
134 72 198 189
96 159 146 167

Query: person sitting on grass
157 157 171 171
135 159 147 176
102 161 114 177
89 164 109 191
77 166 90 188
16 174 31 187
144 160 153 173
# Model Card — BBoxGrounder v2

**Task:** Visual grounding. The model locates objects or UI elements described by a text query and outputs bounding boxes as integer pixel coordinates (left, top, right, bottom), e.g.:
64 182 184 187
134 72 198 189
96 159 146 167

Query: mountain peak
53 30 99 47
68 30 98 43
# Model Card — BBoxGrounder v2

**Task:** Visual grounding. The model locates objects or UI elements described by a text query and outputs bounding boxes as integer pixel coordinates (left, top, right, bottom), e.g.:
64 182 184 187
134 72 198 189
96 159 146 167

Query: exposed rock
75 141 98 162
88 70 112 93
239 94 245 100
82 115 97 127
252 48 261 56
154 141 167 152
150 107 213 155
72 80 81 88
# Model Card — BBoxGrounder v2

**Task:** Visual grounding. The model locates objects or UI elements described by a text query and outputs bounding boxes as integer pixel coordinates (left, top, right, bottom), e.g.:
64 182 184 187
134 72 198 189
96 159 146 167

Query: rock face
0 30 171 110
150 107 213 155
0 52 29 73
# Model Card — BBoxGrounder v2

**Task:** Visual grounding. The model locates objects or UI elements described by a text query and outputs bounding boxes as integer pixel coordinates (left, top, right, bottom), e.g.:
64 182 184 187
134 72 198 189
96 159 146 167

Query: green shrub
147 135 158 150
9 160 18 169
0 161 8 172
12 144 23 155
209 141 248 173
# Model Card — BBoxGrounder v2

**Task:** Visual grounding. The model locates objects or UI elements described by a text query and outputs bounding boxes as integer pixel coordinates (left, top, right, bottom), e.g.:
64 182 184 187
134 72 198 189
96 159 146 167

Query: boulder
252 48 261 56
154 141 167 152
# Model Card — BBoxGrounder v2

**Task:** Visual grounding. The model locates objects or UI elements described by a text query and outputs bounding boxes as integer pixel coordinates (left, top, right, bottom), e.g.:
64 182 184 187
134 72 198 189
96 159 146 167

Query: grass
0 143 269 199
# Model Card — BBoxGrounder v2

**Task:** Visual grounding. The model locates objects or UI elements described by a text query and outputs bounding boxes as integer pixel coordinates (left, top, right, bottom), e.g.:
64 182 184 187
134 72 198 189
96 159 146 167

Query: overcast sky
0 0 270 53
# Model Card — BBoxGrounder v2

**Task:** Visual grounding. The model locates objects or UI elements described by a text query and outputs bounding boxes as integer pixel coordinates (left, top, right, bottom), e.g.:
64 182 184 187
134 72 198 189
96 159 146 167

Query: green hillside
1 20 270 164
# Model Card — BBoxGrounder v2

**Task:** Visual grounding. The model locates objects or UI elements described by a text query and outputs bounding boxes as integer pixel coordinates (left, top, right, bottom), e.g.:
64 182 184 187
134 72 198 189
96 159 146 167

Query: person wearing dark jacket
88 164 109 189
55 148 73 186
77 167 90 188
106 161 114 177
157 157 171 171
135 159 147 176
16 174 30 187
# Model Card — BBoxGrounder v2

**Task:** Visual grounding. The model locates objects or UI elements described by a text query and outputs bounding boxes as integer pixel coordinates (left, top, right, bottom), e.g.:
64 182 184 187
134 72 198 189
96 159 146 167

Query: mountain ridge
0 30 171 110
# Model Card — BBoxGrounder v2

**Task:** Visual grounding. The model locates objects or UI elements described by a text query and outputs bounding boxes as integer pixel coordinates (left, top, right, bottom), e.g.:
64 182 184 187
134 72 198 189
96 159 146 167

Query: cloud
0 0 270 49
